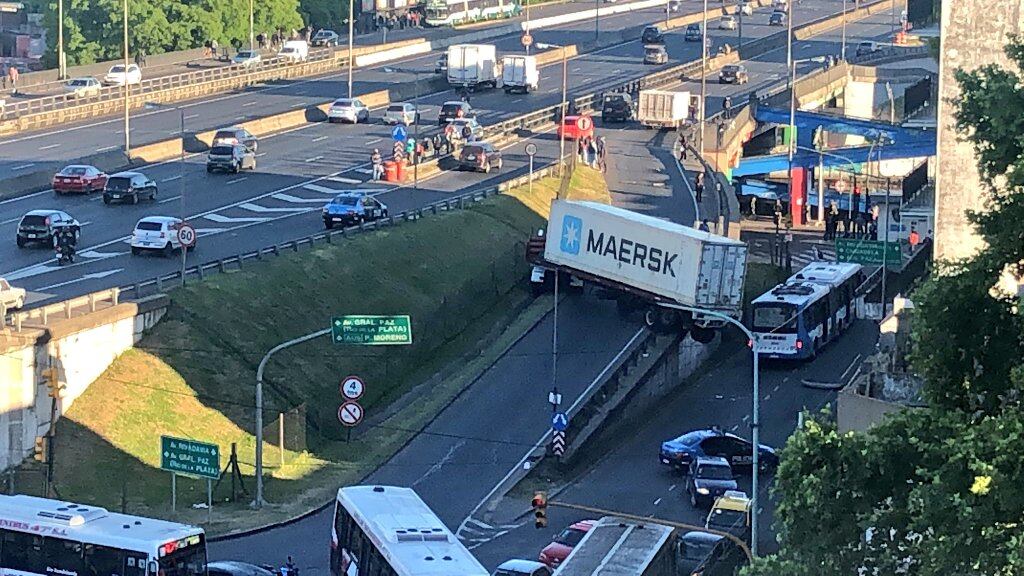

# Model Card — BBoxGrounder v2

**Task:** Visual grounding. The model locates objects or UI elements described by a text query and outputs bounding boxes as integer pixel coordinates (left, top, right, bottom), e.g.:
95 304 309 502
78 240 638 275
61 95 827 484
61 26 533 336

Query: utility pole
249 0 255 50
57 0 65 79
698 0 708 161
347 0 355 98
122 0 130 159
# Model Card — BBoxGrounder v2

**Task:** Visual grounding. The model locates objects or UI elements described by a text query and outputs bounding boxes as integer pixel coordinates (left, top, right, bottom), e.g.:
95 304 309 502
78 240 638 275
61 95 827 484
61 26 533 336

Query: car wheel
233 163 240 174
16 237 25 248
131 246 140 256
131 193 139 205
324 219 334 230
496 159 503 171
162 243 174 257
103 196 111 205
206 166 213 173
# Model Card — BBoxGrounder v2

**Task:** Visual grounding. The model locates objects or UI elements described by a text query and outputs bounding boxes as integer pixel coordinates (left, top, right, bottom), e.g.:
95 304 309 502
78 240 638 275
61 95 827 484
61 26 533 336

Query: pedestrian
444 125 454 151
405 138 417 163
577 138 587 164
909 228 920 250
1 63 7 90
587 138 598 168
694 173 704 203
8 65 18 95
773 199 783 232
854 211 866 237
271 32 279 48
749 195 757 218
827 202 840 240
461 124 472 142
432 133 443 157
596 137 608 172
256 33 264 49
371 149 384 180
421 137 431 158
699 219 711 232
678 133 688 162
722 96 732 120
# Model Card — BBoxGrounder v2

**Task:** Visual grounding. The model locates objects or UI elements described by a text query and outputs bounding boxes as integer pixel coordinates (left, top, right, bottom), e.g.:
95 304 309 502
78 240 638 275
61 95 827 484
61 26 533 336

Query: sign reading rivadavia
160 436 220 480
332 315 413 345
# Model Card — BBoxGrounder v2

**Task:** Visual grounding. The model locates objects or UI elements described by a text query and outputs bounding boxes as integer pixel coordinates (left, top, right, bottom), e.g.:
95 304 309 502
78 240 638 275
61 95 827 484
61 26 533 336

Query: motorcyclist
279 556 298 576
54 225 76 257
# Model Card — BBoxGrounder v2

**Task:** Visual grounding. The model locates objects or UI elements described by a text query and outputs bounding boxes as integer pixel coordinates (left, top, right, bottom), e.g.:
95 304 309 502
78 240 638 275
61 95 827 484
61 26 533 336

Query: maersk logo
560 214 583 255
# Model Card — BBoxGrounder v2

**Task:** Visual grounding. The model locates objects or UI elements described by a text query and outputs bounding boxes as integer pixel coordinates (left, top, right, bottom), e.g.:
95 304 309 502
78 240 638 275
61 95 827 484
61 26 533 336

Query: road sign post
521 33 533 48
526 142 537 196
392 125 407 142
177 222 196 287
341 375 365 400
551 411 568 432
338 400 364 442
332 315 413 345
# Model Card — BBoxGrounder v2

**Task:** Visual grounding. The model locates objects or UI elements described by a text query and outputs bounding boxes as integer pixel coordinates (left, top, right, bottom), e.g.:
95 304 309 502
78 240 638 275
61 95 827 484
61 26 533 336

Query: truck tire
645 306 679 333
690 327 716 344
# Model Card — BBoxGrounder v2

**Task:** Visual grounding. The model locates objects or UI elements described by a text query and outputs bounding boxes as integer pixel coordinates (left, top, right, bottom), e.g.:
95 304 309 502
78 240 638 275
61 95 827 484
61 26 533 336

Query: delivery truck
637 89 697 129
447 44 499 90
527 200 747 342
501 54 539 94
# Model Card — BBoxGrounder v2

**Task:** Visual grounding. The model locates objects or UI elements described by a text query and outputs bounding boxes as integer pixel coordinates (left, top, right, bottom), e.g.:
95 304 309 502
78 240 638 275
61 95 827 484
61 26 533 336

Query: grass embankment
41 167 611 532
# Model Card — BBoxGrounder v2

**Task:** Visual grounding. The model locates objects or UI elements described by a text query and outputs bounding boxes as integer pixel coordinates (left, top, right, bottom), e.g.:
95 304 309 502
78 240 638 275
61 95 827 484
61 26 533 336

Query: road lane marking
304 184 344 194
95 145 118 152
366 138 382 145
238 203 306 213
312 135 329 142
37 268 124 291
653 497 662 506
669 484 676 491
162 175 182 182
272 193 330 203
158 195 182 204
0 190 51 205
226 177 249 185
304 155 325 163
243 101 258 106
327 176 361 184
39 143 60 150
12 164 35 170
184 114 199 120
354 168 374 174
203 214 269 223
235 116 246 121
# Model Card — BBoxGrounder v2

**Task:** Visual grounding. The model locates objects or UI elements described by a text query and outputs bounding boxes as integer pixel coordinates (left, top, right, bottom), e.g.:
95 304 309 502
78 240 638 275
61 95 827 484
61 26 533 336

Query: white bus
750 261 864 360
424 0 518 26
330 485 488 576
0 494 206 576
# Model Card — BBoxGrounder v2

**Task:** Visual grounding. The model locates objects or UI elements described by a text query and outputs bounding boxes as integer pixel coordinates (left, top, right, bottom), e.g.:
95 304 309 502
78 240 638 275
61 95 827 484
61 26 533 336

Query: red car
53 165 107 195
538 519 596 568
557 115 595 141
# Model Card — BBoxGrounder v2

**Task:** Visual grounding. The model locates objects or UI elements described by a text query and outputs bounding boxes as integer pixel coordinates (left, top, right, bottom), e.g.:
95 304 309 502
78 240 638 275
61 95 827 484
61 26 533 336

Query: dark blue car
322 193 389 229
659 428 778 473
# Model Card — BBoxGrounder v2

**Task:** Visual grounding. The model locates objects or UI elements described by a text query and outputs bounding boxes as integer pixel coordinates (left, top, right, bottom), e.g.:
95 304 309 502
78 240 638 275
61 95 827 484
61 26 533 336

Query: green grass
39 170 612 532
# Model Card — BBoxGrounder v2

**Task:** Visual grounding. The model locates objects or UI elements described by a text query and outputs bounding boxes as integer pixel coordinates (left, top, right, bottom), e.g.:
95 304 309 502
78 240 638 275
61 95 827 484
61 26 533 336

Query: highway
202 9 890 573
0 0 848 305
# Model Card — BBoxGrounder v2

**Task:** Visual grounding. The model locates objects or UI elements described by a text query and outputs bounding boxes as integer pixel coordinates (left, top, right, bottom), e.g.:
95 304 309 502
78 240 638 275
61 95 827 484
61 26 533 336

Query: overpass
750 106 933 148
730 137 936 177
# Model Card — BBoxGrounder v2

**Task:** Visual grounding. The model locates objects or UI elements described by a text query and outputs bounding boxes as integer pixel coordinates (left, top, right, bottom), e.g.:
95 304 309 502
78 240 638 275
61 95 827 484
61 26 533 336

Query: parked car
660 428 779 473
207 561 276 576
736 2 753 16
448 117 484 141
856 40 881 56
601 92 634 122
16 209 80 248
102 64 142 86
103 171 158 205
207 144 257 173
0 278 26 311
438 100 474 124
719 64 749 84
538 520 596 568
328 98 370 124
383 102 420 126
641 25 665 45
64 77 101 99
52 165 107 195
644 45 669 65
232 50 262 67
768 10 786 25
212 127 259 151
677 531 745 576
322 193 388 229
720 15 737 29
492 559 552 576
685 23 703 41
311 29 340 46
458 142 503 173
557 114 595 141
278 40 309 62
686 457 738 508
130 216 188 256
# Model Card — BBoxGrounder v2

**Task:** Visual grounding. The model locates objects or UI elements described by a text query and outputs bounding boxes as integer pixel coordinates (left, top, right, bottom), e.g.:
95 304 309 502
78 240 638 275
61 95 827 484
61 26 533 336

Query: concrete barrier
533 45 578 66
354 42 434 67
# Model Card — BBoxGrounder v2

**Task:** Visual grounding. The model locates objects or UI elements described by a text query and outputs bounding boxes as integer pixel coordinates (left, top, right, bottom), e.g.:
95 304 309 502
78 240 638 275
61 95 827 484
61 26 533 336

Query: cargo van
502 55 539 93
278 40 309 62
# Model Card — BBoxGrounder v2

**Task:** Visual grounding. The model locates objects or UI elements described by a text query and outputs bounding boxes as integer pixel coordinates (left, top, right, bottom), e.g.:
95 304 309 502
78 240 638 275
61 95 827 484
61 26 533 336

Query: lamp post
144 102 188 283
788 56 827 227
347 0 355 98
254 328 332 508
122 0 130 158
385 66 428 189
840 0 847 61
249 0 255 50
57 0 65 79
656 303 762 557
537 43 568 175
698 0 708 161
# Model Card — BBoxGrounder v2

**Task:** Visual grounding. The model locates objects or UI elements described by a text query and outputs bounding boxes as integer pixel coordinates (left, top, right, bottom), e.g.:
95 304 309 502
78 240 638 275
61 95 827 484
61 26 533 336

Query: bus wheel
690 327 716 344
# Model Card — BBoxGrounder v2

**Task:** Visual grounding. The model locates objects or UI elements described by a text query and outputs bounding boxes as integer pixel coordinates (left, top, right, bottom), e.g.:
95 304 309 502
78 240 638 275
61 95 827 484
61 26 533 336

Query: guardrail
3 287 121 332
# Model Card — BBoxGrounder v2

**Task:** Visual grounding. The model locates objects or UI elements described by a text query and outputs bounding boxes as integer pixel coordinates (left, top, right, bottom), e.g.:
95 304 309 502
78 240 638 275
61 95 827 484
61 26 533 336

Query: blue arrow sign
552 412 569 432
392 125 407 142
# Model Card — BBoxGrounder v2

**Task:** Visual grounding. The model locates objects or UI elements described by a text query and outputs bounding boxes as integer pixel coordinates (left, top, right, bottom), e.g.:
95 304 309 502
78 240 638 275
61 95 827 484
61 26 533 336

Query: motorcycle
56 244 75 265
261 557 299 576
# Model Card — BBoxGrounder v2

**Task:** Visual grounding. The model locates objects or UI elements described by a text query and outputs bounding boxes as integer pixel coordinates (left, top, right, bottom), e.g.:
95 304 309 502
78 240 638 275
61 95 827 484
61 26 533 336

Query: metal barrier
2 287 120 332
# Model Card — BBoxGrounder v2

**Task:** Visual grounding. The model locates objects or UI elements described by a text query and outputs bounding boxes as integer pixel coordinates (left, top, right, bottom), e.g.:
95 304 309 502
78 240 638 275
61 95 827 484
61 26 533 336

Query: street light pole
122 0 130 158
840 0 847 61
594 0 599 40
57 0 65 79
250 0 255 50
786 0 793 75
254 328 332 508
698 0 708 161
347 0 355 98
657 303 761 557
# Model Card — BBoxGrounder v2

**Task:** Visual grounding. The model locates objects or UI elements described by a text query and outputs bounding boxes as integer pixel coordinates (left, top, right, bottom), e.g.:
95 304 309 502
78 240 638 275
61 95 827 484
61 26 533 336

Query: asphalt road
0 0 852 304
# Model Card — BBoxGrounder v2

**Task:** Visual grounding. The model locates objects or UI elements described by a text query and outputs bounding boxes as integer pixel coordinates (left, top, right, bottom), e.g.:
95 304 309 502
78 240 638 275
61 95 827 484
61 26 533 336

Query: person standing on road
773 199 783 233
432 133 443 157
371 149 384 180
722 96 732 120
694 172 704 203
596 137 608 173
8 65 18 95
677 133 688 162
587 138 598 168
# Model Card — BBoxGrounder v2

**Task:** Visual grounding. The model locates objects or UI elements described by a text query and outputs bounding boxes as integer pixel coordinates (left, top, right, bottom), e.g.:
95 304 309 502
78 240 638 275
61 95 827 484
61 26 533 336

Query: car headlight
697 487 710 495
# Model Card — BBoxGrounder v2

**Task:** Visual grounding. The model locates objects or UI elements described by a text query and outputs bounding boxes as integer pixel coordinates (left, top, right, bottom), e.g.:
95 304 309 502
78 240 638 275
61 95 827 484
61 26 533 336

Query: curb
801 378 846 390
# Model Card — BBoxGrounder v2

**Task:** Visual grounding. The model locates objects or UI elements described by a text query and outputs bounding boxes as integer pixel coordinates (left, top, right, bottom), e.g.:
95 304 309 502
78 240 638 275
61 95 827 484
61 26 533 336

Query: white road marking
272 193 329 203
353 168 374 174
304 155 325 163
226 177 249 185
37 268 123 291
238 203 307 213
39 143 60 150
366 137 382 145
412 440 466 488
158 195 182 204
243 101 258 107
162 175 182 182
0 190 51 205
235 116 246 121
653 497 662 506
203 214 269 223
11 163 35 171
195 228 228 235
78 250 128 259
668 484 677 491
184 114 199 120
466 518 493 530
312 135 329 142
730 424 739 431
95 145 118 152
304 184 344 194
327 176 361 184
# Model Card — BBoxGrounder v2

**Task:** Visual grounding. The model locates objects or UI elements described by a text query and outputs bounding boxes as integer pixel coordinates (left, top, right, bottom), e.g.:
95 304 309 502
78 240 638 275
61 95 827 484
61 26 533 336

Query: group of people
822 201 878 241
369 124 479 181
373 11 423 31
577 136 608 172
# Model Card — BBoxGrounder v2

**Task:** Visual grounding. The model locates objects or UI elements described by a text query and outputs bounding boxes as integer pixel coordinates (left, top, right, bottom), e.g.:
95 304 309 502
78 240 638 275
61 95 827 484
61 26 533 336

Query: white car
383 103 420 126
719 15 738 30
102 64 142 86
130 216 189 256
311 29 340 47
328 98 370 123
492 559 552 576
232 50 262 67
64 77 101 98
448 117 484 141
0 278 26 311
736 2 753 15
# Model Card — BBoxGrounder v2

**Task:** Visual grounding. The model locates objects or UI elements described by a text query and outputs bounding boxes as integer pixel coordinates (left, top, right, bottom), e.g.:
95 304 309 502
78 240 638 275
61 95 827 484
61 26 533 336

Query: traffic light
33 437 48 463
532 491 548 529
43 368 65 399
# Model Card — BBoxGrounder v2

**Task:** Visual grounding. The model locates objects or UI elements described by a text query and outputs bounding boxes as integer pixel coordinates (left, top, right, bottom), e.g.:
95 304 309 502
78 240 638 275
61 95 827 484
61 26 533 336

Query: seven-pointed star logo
560 215 582 255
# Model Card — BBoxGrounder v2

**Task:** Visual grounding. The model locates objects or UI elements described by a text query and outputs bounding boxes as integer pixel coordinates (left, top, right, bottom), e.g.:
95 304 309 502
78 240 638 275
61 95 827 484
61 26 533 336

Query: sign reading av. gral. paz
160 436 221 480
332 315 413 345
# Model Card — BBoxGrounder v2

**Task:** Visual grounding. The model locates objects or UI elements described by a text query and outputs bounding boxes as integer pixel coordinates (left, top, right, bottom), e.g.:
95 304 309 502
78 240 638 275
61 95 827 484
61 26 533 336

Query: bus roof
787 261 862 288
553 516 675 576
751 281 831 308
0 494 203 552
337 486 488 576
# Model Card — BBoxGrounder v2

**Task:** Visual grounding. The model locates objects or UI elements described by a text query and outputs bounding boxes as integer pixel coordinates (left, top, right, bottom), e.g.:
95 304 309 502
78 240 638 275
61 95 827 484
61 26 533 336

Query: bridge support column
790 166 807 226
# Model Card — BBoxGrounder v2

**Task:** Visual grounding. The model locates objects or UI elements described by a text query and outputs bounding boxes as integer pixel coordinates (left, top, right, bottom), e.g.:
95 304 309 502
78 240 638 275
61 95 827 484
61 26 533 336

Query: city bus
330 485 488 576
0 494 207 576
750 261 864 360
424 0 519 26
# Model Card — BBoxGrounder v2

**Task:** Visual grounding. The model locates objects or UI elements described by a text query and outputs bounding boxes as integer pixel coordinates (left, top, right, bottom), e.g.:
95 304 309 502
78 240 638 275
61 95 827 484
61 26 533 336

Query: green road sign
160 436 221 480
333 315 413 345
835 238 902 266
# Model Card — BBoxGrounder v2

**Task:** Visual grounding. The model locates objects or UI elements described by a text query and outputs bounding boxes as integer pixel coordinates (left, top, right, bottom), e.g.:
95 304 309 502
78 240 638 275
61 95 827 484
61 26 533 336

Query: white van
278 40 309 63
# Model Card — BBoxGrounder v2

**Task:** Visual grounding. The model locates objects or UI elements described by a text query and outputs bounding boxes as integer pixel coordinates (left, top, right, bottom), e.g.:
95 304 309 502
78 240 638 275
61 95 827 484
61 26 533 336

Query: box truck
447 44 499 90
637 89 695 129
501 55 539 94
527 200 747 342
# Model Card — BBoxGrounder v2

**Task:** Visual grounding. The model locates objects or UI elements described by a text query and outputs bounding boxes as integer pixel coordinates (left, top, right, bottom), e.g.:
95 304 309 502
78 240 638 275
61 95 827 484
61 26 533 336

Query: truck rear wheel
644 307 680 333
690 327 716 344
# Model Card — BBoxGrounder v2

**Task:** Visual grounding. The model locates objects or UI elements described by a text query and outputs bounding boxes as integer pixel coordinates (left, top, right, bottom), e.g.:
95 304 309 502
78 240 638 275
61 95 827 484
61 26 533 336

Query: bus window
1 530 44 573
43 537 85 574
85 544 126 576
752 304 797 333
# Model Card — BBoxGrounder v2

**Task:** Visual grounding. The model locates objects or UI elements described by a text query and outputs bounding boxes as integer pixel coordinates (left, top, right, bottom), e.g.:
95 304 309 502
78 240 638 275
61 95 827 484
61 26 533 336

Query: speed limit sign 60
177 223 197 248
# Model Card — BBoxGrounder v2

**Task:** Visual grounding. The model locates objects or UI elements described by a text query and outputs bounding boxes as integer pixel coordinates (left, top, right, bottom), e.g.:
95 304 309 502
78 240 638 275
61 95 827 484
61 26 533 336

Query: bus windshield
158 535 207 576
751 304 797 333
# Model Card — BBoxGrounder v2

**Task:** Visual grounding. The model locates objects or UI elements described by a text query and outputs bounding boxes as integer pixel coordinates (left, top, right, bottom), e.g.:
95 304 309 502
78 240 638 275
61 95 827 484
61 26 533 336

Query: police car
322 193 389 229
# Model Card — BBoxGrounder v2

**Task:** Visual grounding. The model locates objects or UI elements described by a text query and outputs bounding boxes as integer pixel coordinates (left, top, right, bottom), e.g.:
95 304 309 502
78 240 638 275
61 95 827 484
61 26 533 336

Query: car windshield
211 146 235 155
332 196 359 206
106 177 132 190
462 145 485 156
646 47 664 56
314 31 331 38
555 527 586 547
388 105 407 112
687 24 699 31
697 463 733 480
859 42 872 48
158 537 207 576
136 221 164 232
680 537 718 561
69 79 89 86
237 51 255 58
334 100 353 107
20 215 48 227
442 104 463 113
752 303 797 333
60 166 89 176
723 66 739 74
109 65 125 73
708 508 747 531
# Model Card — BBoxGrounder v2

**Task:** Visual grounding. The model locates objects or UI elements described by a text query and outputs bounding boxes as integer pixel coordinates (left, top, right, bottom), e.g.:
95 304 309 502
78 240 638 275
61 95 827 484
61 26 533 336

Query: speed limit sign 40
177 223 197 248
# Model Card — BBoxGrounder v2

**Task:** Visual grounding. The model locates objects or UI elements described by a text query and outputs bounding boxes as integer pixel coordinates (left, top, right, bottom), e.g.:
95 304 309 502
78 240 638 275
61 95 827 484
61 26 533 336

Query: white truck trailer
501 54 539 93
637 89 696 129
447 44 499 90
527 200 747 342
